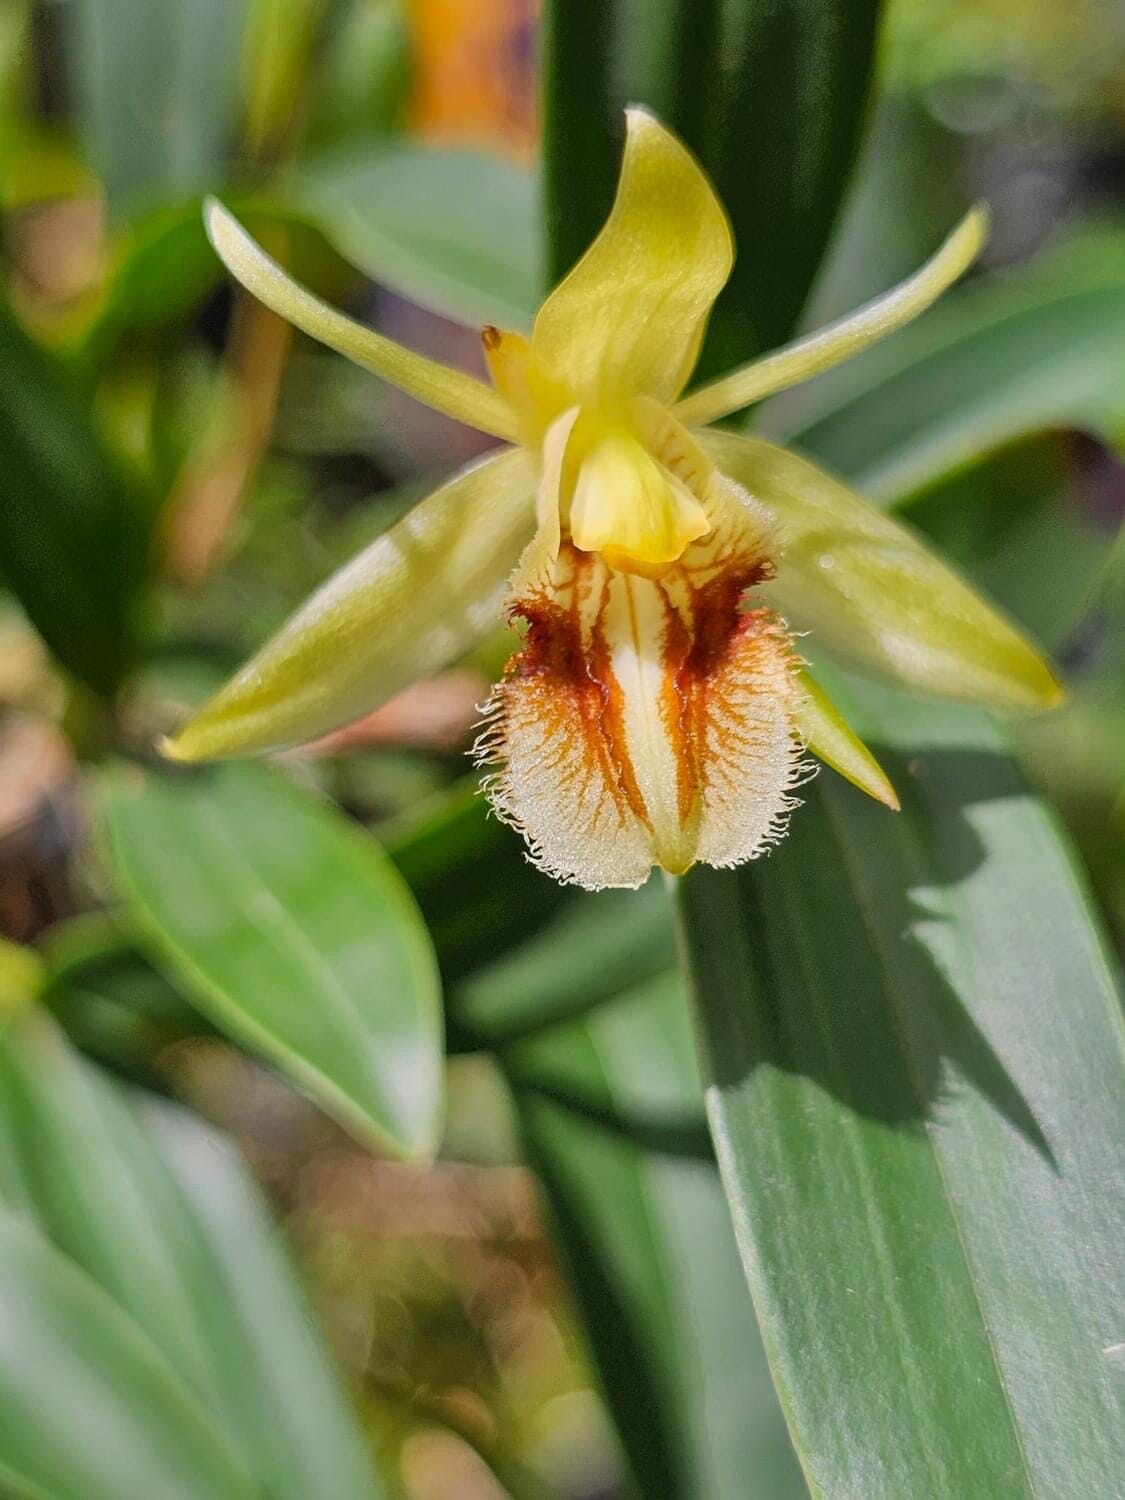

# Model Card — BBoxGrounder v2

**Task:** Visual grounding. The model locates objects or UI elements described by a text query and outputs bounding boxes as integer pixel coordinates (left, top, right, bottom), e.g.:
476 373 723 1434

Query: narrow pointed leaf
205 199 518 439
452 880 676 1047
705 430 1061 708
542 0 884 367
103 761 443 1159
676 680 1125 1498
165 446 534 761
66 0 248 214
0 1213 257 1500
0 1010 384 1499
507 969 807 1500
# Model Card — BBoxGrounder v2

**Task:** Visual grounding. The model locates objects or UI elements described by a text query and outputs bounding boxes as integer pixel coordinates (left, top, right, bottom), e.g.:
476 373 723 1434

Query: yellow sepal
163 448 536 761
704 431 1062 711
205 199 518 440
529 108 732 410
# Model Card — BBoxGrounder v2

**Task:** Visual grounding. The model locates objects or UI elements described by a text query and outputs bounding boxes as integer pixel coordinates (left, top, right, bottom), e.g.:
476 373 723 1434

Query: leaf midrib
816 782 1040 1498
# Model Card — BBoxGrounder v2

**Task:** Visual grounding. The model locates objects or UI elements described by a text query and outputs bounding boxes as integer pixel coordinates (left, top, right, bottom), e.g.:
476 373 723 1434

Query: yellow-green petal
674 206 988 428
530 108 732 408
204 199 518 441
796 671 900 810
163 447 536 761
704 431 1062 710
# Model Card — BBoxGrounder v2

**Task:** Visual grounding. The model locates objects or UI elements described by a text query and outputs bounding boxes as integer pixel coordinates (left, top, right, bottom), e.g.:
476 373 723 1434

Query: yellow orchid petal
477 492 807 890
702 431 1062 710
163 448 536 761
204 199 518 441
674 205 989 428
796 671 900 810
529 108 732 409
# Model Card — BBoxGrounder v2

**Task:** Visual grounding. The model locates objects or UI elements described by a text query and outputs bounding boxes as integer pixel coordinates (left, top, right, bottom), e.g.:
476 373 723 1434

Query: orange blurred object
407 0 538 158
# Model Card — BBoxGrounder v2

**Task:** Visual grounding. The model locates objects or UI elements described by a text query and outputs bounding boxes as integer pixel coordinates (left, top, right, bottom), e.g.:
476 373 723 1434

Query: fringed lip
474 508 813 891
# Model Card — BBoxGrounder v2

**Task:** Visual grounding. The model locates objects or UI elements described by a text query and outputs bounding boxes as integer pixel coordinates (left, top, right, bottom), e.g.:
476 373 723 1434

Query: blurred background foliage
0 0 1121 1497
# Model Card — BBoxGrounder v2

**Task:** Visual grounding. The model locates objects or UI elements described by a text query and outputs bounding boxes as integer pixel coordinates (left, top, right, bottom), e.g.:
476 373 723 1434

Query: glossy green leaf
771 231 1125 497
0 1212 257 1500
676 678 1125 1498
303 0 410 148
44 937 208 1091
292 143 540 329
66 0 249 214
543 0 884 365
0 306 148 693
540 0 618 287
704 429 1061 709
0 1008 383 1499
387 779 571 991
103 760 443 1158
508 969 806 1500
452 879 676 1047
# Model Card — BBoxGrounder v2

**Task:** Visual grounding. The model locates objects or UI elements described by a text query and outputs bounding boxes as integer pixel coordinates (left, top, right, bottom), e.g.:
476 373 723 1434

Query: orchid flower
163 109 1060 890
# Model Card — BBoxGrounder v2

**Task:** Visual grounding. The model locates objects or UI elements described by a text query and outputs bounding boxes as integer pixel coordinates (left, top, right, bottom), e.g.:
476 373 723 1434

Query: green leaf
0 1008 383 1499
0 937 42 1027
771 231 1125 498
43 927 208 1091
542 0 884 363
508 969 807 1500
291 143 540 329
387 779 571 990
540 0 619 286
65 0 250 214
303 0 410 149
103 760 443 1158
0 306 148 693
0 1211 257 1500
675 678 1125 1497
453 879 677 1047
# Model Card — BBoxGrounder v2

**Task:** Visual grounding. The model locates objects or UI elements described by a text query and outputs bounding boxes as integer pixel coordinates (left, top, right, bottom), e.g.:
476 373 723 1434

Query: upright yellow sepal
529 108 732 411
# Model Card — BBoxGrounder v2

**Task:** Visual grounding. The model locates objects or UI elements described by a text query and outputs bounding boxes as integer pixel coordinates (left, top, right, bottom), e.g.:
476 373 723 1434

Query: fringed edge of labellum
474 477 816 891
